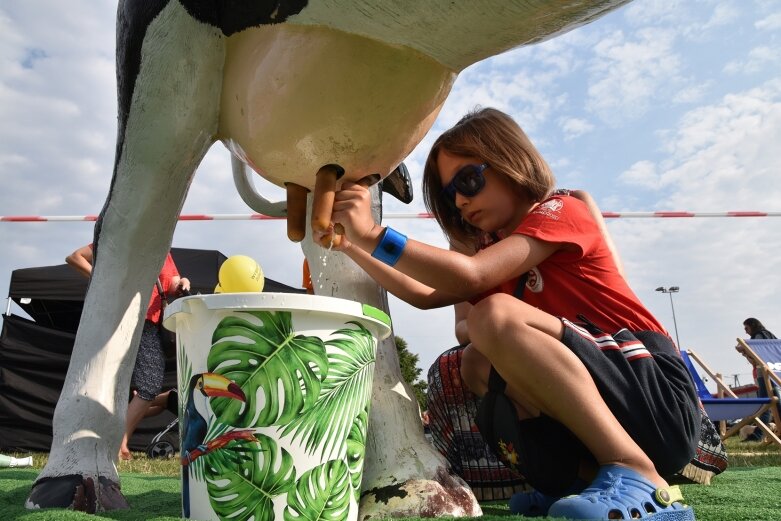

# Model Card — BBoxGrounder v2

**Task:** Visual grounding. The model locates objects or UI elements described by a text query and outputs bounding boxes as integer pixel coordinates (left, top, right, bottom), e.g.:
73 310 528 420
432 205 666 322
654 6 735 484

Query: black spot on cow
179 0 309 35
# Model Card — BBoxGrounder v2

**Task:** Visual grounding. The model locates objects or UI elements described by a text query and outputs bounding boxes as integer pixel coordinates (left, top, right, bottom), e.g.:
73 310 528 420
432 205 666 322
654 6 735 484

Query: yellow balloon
213 283 223 294
219 255 264 293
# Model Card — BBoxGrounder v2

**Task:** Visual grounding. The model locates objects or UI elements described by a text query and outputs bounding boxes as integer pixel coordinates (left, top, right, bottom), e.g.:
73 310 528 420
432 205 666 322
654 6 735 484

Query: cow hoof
26 474 129 512
359 468 481 519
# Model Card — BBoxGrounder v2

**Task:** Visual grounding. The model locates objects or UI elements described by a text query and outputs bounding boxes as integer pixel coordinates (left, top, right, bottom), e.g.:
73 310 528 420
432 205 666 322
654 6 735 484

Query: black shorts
476 320 701 495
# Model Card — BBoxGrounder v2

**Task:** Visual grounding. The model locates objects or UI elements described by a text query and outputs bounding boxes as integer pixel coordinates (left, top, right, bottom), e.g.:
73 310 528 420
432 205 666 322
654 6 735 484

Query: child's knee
468 294 536 355
468 294 521 340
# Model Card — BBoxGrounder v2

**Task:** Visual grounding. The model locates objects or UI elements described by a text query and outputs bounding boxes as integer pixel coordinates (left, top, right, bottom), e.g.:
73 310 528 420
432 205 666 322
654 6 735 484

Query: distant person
743 318 776 340
66 244 190 460
737 318 779 442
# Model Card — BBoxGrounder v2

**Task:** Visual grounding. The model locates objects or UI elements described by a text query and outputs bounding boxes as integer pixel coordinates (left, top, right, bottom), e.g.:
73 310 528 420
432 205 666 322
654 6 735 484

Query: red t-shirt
476 195 666 335
146 253 179 324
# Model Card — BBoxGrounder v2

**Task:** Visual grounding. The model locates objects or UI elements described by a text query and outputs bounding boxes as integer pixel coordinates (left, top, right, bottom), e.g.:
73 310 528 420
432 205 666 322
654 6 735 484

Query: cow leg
27 1 225 512
301 186 481 519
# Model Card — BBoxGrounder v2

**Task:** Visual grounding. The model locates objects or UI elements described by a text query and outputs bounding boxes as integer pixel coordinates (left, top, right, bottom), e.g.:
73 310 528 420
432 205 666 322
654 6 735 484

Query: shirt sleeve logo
534 198 563 220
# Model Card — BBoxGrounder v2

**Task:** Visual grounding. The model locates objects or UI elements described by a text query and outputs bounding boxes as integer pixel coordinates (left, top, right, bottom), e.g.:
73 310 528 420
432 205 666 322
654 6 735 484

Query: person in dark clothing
738 318 779 441
743 318 776 340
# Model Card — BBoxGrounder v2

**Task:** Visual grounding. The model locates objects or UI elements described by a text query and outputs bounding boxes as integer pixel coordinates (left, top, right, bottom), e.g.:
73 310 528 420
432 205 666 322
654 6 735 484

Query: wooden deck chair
680 349 781 448
736 338 781 432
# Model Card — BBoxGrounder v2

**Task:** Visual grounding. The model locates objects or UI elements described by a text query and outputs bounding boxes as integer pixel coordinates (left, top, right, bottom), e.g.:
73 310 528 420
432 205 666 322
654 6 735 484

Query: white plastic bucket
163 293 392 521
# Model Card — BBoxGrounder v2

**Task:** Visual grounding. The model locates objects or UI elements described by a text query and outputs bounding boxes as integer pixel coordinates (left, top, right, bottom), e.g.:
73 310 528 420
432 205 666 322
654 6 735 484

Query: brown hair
743 317 765 336
422 107 555 245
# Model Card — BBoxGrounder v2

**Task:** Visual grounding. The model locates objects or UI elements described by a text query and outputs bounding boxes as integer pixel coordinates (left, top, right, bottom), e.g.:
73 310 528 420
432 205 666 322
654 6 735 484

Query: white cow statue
26 0 630 516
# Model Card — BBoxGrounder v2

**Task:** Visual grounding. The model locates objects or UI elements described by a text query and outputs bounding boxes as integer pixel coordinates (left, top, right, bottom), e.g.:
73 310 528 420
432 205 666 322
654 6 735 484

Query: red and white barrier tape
1 211 781 222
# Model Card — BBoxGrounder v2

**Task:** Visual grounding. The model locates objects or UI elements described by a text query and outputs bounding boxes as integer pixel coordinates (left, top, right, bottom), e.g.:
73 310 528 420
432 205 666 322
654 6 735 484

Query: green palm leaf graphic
190 421 232 483
205 432 296 521
207 311 328 428
280 322 376 459
345 408 369 501
284 459 351 521
177 346 198 476
177 344 192 417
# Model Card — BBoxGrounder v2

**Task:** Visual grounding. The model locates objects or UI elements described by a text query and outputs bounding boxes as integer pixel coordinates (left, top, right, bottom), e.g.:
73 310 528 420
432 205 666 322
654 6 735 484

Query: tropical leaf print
178 345 194 479
345 408 369 501
207 311 329 428
205 432 296 521
177 342 192 418
280 322 376 458
188 423 231 484
284 459 351 521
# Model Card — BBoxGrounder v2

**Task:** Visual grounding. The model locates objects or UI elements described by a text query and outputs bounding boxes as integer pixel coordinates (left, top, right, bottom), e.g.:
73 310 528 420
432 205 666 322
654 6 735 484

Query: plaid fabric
427 346 525 500
680 411 728 483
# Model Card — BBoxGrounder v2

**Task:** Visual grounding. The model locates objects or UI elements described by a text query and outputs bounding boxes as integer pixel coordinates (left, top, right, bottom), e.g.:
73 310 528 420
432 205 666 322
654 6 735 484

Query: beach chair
736 338 781 426
680 349 781 448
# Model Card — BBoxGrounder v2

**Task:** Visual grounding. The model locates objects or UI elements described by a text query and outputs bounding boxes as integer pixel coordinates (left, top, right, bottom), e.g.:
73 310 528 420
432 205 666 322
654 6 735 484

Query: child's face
437 149 532 235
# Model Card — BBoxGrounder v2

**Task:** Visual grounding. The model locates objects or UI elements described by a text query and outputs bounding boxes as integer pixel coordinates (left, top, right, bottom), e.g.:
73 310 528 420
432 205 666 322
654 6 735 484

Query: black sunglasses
441 163 488 207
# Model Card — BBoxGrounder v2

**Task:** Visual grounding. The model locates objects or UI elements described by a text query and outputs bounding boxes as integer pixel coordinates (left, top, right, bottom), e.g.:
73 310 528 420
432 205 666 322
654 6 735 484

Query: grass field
1 438 779 520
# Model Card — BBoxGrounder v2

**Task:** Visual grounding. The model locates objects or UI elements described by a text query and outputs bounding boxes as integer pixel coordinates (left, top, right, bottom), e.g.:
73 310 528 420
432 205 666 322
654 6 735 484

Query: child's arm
341 243 467 309
385 233 557 299
335 211 481 309
332 182 560 299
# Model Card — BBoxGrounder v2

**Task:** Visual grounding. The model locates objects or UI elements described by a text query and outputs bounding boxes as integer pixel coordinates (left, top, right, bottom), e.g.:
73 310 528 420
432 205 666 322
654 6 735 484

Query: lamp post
655 286 681 348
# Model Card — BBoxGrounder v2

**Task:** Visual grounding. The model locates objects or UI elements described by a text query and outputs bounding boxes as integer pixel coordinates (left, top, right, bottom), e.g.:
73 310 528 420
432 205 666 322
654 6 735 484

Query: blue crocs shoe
509 479 587 517
509 490 556 517
547 465 695 520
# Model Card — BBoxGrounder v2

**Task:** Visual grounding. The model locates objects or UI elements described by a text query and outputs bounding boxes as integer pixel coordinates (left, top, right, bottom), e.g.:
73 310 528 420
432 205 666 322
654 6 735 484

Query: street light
656 286 681 348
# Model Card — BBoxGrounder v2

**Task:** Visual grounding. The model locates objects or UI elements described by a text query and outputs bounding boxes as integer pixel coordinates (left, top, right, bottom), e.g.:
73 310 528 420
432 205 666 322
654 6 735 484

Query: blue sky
1 0 780 389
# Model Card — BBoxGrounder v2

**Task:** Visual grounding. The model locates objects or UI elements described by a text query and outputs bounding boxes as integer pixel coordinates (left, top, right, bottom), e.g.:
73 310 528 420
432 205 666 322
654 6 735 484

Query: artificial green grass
1 471 180 521
2 466 781 520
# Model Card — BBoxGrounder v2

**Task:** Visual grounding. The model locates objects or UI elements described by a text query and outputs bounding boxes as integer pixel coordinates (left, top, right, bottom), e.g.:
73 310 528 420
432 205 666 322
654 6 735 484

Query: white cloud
617 79 781 207
560 117 595 140
548 156 572 170
0 5 116 219
723 45 781 75
687 2 741 35
586 27 682 124
672 80 712 104
620 160 660 189
624 0 685 27
623 0 740 37
656 80 781 209
442 63 568 139
755 11 781 30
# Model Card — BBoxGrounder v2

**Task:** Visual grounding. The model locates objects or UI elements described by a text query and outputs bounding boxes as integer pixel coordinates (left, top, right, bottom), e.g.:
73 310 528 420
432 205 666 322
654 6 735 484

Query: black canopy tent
0 247 305 452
